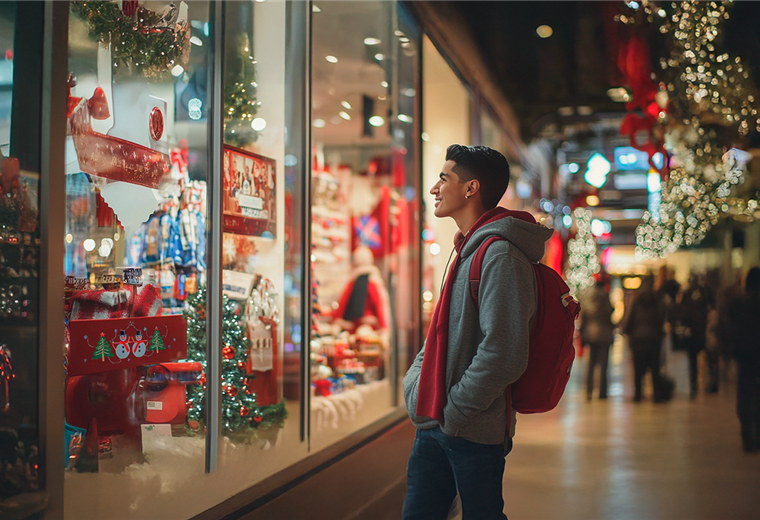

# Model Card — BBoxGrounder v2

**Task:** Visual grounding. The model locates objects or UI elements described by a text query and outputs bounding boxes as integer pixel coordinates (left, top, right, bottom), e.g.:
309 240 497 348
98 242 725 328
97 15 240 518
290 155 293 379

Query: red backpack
469 236 579 416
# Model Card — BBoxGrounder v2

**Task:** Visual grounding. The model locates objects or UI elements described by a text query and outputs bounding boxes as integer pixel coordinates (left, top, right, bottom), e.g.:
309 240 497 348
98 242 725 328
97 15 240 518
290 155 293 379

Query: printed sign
223 146 277 237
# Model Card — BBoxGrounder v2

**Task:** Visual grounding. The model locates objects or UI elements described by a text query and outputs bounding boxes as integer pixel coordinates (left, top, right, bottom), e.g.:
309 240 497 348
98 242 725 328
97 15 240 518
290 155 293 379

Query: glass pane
310 0 420 451
0 2 45 515
63 2 210 517
215 0 308 495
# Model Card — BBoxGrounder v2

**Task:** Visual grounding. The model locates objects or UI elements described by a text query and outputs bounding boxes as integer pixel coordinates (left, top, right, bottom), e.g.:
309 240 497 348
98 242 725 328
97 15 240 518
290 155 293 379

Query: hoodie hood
455 207 553 263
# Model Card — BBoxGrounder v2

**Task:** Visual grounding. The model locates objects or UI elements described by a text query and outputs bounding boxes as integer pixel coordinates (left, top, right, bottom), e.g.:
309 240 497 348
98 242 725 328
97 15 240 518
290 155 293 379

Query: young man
403 145 552 520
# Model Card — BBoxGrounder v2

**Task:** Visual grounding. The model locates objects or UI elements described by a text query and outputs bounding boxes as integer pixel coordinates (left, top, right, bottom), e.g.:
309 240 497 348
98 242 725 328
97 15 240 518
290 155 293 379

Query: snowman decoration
132 330 147 358
115 330 131 359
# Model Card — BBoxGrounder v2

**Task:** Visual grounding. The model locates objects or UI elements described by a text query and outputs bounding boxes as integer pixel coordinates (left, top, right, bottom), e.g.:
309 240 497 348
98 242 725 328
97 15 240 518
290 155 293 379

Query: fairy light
565 207 601 296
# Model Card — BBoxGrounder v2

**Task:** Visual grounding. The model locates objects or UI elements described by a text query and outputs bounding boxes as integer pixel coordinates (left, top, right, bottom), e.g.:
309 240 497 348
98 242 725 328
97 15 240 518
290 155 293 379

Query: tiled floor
492 335 760 520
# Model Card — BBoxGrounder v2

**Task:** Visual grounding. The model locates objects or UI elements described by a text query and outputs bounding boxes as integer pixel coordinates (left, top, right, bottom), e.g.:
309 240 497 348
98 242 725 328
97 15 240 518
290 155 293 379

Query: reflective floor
492 335 760 520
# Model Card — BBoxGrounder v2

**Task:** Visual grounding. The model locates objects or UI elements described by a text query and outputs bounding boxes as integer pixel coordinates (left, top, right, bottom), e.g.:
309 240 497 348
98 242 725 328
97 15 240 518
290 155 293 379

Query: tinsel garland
183 286 287 434
71 1 189 79
565 207 601 297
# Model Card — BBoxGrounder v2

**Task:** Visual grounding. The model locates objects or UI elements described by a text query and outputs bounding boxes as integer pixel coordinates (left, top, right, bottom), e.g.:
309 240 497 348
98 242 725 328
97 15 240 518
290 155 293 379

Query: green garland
71 1 188 79
225 33 261 148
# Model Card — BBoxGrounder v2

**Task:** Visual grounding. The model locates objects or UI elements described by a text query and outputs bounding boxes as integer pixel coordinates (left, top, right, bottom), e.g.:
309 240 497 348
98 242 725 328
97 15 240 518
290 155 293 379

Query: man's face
430 160 468 219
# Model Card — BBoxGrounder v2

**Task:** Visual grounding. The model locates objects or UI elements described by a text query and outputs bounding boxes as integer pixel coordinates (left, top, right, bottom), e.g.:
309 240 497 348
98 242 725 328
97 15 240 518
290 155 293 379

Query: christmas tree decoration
565 207 601 297
148 328 166 353
92 333 114 361
70 1 190 79
184 286 286 434
616 1 760 258
224 33 262 148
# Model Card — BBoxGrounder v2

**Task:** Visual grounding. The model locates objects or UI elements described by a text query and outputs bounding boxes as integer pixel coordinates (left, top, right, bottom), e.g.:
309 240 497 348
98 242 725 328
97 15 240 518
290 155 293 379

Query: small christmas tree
184 286 286 434
92 333 114 361
148 328 166 353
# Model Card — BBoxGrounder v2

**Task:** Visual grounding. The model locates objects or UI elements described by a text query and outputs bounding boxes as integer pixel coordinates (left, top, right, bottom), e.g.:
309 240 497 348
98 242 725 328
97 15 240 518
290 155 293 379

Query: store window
63 2 211 517
215 0 310 495
0 2 45 516
310 1 421 451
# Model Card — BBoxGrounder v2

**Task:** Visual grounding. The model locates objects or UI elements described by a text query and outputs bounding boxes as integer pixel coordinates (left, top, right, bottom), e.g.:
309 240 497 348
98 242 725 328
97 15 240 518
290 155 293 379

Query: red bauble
223 345 236 360
149 107 164 141
237 360 246 370
252 411 263 423
226 385 238 397
198 373 207 385
240 406 249 417
186 400 193 409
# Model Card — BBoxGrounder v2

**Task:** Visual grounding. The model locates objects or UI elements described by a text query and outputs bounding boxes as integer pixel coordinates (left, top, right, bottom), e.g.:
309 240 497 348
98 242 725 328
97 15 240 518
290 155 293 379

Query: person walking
728 267 760 453
674 273 710 399
402 145 552 520
580 278 615 401
623 275 668 402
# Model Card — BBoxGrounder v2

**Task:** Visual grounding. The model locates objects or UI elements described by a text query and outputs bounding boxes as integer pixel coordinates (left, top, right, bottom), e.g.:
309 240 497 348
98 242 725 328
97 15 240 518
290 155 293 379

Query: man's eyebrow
439 172 447 180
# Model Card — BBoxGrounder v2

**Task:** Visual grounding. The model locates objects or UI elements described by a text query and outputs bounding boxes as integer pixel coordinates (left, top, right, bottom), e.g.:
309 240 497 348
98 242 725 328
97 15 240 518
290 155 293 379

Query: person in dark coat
673 273 710 399
580 279 615 400
623 275 667 402
728 267 760 453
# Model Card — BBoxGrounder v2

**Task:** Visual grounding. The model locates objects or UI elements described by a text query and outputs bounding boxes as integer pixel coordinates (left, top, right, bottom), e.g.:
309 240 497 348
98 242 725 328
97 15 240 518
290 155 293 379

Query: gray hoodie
403 215 553 446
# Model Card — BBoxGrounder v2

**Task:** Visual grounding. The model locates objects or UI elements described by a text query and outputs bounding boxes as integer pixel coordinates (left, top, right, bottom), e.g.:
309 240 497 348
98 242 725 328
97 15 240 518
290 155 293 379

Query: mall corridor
249 336 760 520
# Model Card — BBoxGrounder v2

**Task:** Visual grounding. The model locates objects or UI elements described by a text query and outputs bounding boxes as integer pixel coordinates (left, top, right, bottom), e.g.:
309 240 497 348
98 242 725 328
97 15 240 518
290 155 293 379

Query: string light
565 207 601 296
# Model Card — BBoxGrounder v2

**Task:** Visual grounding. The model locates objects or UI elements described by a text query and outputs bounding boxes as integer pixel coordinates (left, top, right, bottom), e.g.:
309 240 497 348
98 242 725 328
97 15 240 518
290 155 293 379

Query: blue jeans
402 427 508 520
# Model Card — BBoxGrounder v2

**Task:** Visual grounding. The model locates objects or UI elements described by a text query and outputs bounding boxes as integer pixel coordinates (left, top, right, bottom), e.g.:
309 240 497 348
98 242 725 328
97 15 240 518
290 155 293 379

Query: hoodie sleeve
443 251 534 432
402 341 425 420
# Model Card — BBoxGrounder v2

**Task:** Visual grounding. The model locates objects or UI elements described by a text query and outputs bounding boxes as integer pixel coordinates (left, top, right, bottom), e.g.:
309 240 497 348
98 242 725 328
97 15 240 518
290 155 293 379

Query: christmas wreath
71 1 189 79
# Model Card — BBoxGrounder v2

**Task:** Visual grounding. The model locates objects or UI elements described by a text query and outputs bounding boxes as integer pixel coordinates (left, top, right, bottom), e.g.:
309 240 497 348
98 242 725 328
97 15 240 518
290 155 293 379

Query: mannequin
332 246 390 333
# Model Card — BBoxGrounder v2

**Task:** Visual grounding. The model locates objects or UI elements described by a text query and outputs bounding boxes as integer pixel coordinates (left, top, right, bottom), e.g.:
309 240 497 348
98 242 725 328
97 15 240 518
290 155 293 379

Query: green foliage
71 1 188 79
224 33 261 148
183 286 286 434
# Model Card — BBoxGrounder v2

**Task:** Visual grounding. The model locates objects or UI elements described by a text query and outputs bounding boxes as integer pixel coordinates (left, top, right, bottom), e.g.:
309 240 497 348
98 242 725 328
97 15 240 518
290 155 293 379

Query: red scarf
415 207 536 421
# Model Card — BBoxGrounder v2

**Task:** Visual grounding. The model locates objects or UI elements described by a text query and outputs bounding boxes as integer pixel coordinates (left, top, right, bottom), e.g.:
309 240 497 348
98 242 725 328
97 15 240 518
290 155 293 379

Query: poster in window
223 146 277 238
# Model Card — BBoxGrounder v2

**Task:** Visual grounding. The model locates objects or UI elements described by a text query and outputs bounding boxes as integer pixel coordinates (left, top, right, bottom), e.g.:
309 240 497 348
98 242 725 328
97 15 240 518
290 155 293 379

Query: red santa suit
332 246 390 332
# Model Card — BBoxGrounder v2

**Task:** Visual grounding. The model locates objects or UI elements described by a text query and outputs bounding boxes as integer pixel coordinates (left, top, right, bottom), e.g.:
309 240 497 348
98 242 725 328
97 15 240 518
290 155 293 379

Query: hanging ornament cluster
71 1 189 79
565 207 601 297
224 33 262 148
615 1 760 259
183 286 286 434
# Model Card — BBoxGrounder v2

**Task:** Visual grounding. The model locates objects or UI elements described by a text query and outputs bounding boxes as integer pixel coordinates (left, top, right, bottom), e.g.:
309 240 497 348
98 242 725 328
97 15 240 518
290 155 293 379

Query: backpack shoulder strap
468 236 505 311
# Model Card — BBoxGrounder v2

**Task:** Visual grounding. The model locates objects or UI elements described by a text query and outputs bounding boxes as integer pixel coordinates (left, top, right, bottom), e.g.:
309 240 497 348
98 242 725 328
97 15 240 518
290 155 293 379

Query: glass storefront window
0 2 45 516
63 2 210 517
310 1 420 451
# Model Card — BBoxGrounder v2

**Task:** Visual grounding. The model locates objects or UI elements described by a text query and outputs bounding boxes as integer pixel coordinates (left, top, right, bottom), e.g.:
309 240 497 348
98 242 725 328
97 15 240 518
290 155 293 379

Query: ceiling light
568 163 579 173
190 36 203 47
429 243 441 256
83 239 96 252
325 55 338 63
171 65 185 77
364 37 381 46
378 95 386 101
65 233 73 244
536 25 553 38
375 53 384 61
399 37 410 43
368 115 385 127
607 87 630 102
586 194 600 207
421 132 430 142
98 244 112 257
341 101 351 110
339 111 351 121
380 81 388 88
312 4 321 12
577 106 593 116
313 118 326 128
398 114 413 123
557 106 574 116
395 30 405 37
251 117 267 131
403 88 416 97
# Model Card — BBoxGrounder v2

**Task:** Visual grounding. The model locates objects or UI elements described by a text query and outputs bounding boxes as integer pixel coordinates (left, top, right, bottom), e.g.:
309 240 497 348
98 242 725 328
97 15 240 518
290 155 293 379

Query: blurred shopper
623 275 668 402
580 278 614 401
673 273 710 399
403 145 552 519
728 267 760 453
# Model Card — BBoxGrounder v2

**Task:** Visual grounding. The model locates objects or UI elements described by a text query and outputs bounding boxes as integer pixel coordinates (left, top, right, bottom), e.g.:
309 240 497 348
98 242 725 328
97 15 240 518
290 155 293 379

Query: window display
309 1 421 450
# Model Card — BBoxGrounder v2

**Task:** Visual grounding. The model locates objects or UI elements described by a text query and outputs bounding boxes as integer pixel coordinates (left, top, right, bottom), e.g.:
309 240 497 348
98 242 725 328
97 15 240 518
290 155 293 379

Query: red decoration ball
237 360 246 370
240 406 249 417
223 345 236 360
226 385 239 397
188 420 200 430
252 411 263 423
186 400 193 409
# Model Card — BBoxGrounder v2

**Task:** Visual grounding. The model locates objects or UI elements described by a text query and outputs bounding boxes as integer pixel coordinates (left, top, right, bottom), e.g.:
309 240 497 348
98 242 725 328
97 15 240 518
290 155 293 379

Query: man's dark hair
445 144 510 210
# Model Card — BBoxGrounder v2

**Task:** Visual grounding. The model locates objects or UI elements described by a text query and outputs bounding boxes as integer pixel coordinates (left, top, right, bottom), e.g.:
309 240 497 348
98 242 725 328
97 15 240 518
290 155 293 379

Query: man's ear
467 179 481 198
